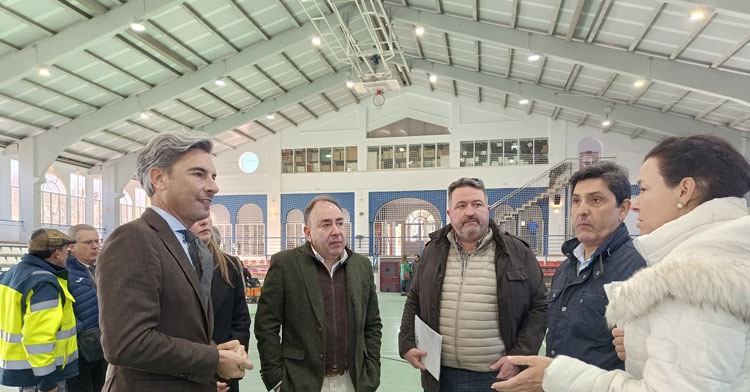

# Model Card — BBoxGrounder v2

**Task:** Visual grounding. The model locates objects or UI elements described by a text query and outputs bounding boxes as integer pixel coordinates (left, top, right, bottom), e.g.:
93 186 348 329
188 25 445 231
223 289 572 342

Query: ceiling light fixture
140 112 150 120
429 74 437 83
602 106 612 127
415 26 425 36
528 54 541 62
266 113 276 120
519 99 529 105
634 79 646 87
38 67 51 77
130 22 146 32
214 78 226 87
690 10 705 21
311 36 322 46
346 81 354 88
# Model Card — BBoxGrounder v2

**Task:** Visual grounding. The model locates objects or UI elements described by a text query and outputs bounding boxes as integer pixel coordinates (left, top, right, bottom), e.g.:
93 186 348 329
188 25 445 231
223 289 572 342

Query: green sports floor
1 292 546 391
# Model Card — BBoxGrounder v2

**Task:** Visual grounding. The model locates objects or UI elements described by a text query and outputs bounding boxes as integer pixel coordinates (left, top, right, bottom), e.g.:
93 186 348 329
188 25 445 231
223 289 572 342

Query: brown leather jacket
398 221 548 392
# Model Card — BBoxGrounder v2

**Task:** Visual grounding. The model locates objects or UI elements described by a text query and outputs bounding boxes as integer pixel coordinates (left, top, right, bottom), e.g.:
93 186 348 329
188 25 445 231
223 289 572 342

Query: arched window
493 205 517 235
236 203 264 256
120 180 149 225
373 198 442 256
134 186 148 218
519 205 544 256
285 209 304 250
10 159 19 221
210 204 232 248
41 171 67 226
70 173 86 226
341 208 352 248
120 192 135 224
93 177 103 228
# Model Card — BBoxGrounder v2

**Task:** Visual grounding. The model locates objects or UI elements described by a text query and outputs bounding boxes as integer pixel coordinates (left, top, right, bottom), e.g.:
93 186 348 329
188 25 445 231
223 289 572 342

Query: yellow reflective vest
0 254 78 390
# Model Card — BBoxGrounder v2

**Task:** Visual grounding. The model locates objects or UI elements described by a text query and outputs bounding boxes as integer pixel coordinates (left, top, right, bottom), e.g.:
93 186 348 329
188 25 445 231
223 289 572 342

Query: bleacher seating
0 243 27 272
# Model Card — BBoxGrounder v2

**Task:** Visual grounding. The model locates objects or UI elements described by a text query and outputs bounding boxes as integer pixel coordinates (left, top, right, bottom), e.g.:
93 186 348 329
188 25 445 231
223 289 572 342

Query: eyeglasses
81 239 102 246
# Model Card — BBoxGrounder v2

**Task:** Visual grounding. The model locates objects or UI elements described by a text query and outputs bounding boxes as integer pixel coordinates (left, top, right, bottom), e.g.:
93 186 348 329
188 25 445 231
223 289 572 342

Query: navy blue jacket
66 255 99 332
546 222 645 371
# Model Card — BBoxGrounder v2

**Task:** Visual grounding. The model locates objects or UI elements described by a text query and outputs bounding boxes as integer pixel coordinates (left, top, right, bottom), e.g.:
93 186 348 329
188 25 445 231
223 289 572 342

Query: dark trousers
65 357 108 392
20 381 66 392
438 366 502 392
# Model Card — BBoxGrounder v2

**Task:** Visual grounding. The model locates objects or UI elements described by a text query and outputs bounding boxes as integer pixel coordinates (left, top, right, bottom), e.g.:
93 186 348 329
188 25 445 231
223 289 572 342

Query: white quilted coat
543 197 750 392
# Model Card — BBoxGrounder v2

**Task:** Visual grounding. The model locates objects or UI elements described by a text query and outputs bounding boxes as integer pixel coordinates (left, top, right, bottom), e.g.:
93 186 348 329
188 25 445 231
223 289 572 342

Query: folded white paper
415 315 442 381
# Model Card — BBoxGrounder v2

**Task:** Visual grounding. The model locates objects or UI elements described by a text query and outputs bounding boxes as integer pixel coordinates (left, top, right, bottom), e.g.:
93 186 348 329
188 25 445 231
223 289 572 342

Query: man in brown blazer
97 131 253 392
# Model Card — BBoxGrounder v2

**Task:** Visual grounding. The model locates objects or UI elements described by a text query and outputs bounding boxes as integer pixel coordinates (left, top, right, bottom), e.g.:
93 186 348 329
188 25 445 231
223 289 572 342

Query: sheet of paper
415 315 442 381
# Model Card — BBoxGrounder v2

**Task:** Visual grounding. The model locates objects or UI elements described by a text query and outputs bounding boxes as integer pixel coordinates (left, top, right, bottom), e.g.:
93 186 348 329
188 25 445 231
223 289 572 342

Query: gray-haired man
97 131 252 392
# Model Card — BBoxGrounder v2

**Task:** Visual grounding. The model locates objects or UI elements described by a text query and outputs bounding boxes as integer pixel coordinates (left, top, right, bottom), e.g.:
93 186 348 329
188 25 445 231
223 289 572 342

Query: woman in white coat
492 134 750 392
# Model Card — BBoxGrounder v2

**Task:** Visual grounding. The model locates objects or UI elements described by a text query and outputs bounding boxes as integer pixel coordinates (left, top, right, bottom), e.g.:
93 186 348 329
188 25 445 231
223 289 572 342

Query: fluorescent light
130 22 146 32
429 74 437 83
528 54 541 62
266 114 276 120
690 10 705 20
602 119 611 127
38 67 51 77
214 79 226 87
633 79 646 87
415 26 425 36
519 99 529 105
311 36 322 46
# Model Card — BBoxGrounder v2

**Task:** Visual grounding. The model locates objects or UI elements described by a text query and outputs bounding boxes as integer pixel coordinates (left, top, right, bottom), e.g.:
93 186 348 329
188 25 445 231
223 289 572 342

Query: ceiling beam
410 59 743 143
319 92 339 112
0 0 182 88
628 3 664 52
586 0 613 43
22 13 334 177
194 71 349 136
566 0 586 41
298 102 318 120
548 0 563 36
182 3 240 53
388 5 750 106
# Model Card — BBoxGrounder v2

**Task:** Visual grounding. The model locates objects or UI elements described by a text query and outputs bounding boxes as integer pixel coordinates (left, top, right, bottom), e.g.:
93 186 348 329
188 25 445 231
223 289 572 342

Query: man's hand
403 348 427 370
217 381 230 392
218 340 248 358
490 356 520 380
612 328 626 361
491 356 552 392
217 347 253 379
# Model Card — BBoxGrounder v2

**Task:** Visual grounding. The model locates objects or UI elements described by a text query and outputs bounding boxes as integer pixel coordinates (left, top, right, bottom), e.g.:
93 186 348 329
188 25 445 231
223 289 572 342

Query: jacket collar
561 222 631 263
429 220 508 255
634 197 748 267
22 253 67 277
606 197 750 326
142 207 211 324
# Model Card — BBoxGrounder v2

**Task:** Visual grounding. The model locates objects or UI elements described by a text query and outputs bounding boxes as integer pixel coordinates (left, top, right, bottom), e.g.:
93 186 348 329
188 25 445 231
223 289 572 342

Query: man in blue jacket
66 224 107 392
546 161 646 371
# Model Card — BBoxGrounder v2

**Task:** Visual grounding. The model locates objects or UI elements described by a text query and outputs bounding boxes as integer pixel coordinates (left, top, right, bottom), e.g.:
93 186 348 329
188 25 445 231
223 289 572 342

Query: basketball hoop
372 89 385 108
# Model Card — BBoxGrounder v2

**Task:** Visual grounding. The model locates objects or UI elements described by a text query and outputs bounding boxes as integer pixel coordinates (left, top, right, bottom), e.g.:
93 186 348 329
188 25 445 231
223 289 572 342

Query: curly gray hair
136 131 213 196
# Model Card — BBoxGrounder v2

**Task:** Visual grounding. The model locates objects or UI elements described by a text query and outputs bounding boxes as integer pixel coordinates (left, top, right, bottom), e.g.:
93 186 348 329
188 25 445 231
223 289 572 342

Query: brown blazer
97 208 219 392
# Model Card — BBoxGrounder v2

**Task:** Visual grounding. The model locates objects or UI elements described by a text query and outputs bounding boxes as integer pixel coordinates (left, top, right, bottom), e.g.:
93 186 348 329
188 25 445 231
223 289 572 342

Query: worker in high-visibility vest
0 229 79 392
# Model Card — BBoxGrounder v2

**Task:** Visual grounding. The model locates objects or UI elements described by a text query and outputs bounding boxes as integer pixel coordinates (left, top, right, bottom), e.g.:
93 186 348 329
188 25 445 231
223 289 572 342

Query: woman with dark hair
191 216 251 392
492 135 750 392
400 254 411 296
